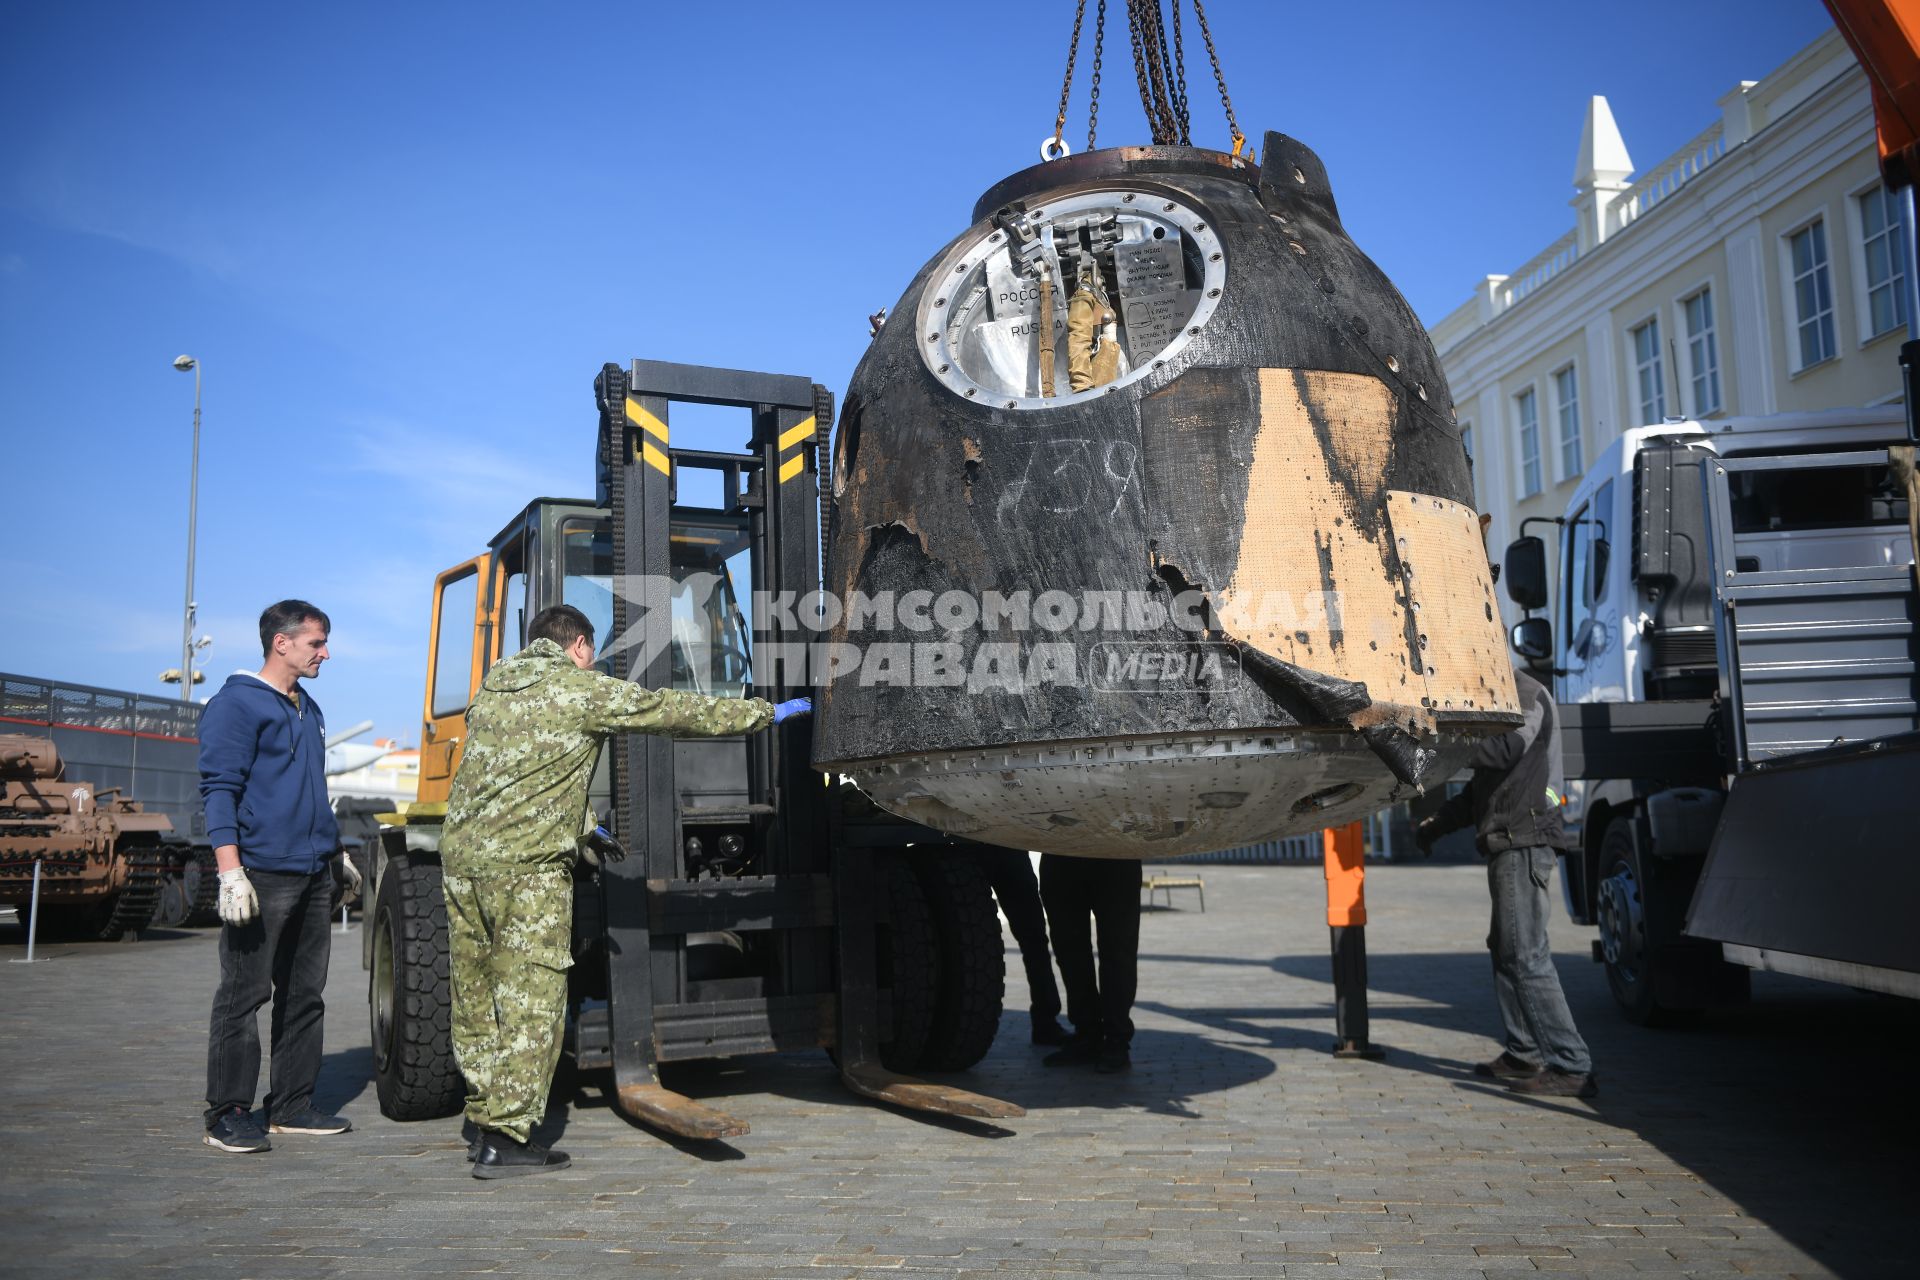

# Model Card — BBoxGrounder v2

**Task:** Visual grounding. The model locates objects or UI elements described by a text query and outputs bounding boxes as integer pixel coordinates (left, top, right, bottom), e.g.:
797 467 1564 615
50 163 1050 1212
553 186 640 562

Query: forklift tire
877 853 937 1073
912 855 1006 1072
370 855 464 1120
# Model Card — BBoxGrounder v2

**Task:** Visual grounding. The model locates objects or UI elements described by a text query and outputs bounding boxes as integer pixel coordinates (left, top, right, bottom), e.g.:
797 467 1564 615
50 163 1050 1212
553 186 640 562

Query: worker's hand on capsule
773 697 813 725
333 852 363 897
582 824 628 864
217 868 259 926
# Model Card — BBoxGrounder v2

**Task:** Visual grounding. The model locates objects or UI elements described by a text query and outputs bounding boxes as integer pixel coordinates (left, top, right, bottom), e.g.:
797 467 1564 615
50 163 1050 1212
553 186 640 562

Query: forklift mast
584 361 1019 1137
371 360 1021 1140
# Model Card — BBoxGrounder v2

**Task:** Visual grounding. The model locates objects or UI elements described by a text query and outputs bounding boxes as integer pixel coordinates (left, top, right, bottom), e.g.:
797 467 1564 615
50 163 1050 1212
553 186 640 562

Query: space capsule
814 133 1520 858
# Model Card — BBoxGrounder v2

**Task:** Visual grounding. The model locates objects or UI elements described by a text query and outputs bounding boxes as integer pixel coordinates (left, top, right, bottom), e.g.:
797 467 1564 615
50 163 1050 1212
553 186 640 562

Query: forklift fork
832 846 1023 1122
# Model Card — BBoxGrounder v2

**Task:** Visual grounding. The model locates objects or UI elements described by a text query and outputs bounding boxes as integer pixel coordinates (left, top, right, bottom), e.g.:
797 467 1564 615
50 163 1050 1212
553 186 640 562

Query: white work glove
217 868 259 926
334 853 363 897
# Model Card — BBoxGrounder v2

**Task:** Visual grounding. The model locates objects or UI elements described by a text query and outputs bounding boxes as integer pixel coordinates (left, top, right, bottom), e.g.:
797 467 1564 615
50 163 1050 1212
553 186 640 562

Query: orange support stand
1323 821 1385 1059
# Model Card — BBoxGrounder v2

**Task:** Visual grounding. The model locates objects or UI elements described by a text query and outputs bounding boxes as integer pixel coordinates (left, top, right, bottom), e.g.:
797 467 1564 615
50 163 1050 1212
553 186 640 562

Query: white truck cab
1548 407 1910 709
1501 405 1918 1023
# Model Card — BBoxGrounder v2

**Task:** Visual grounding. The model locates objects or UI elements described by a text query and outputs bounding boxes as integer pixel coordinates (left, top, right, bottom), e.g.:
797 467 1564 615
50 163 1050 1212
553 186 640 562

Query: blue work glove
773 697 813 724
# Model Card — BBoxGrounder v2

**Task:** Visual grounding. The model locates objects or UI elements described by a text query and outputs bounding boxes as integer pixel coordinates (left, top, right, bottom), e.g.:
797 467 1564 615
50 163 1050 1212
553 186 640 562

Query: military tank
813 134 1520 858
1 734 173 939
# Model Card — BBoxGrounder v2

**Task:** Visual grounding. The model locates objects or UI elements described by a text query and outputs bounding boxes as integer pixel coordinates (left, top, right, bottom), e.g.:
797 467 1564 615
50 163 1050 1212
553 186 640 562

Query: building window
1553 365 1582 479
1515 388 1542 498
1860 185 1908 339
1682 288 1722 415
1631 318 1666 424
1789 219 1837 368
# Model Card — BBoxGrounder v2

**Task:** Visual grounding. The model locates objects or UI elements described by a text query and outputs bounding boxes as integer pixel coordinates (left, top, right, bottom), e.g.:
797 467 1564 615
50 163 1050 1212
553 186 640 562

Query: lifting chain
1047 0 1087 160
1190 0 1244 156
1045 0 1241 160
1168 0 1191 145
1088 0 1105 153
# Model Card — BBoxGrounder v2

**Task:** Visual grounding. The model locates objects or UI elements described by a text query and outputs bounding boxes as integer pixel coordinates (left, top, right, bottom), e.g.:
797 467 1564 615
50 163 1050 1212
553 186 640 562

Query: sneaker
1043 1033 1103 1068
1031 1016 1070 1046
1093 1042 1132 1074
1506 1068 1598 1099
472 1132 571 1179
267 1106 352 1135
204 1106 271 1154
1474 1051 1542 1080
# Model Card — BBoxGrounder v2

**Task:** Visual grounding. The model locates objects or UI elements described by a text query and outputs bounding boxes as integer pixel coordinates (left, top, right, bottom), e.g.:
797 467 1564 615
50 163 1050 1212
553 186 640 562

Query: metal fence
1178 808 1398 864
1 673 201 739
0 673 206 839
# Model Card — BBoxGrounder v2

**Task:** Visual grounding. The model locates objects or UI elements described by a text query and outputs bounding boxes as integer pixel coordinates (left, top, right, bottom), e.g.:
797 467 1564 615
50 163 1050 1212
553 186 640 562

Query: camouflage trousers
444 866 572 1144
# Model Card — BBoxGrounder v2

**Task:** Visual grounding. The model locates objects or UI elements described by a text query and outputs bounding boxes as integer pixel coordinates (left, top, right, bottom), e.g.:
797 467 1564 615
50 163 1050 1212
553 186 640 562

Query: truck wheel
1595 818 1744 1025
876 852 937 1073
912 854 1006 1072
370 855 464 1120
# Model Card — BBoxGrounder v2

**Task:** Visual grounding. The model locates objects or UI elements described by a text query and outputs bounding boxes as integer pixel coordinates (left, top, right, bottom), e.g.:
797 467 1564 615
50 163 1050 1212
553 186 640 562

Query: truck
1500 407 1919 1022
0 674 212 936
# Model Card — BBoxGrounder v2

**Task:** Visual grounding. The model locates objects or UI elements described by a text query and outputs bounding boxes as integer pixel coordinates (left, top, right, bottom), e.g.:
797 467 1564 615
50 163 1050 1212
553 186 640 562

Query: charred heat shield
815 135 1520 858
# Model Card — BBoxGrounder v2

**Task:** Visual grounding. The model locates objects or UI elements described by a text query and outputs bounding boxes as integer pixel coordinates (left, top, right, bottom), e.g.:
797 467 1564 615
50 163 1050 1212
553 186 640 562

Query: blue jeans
204 868 335 1126
1486 846 1592 1074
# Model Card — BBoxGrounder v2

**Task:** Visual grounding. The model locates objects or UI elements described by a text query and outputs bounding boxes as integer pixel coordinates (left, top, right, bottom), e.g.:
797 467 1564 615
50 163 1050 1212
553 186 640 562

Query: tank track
97 841 166 940
185 846 220 926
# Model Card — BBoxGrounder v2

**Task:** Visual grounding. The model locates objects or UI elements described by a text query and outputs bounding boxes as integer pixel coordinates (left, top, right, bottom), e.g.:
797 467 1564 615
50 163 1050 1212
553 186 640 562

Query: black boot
472 1131 571 1179
1043 1031 1104 1067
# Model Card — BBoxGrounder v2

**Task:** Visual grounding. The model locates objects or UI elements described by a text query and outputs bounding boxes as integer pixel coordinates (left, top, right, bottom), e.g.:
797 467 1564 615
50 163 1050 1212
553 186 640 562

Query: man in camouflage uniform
442 603 808 1178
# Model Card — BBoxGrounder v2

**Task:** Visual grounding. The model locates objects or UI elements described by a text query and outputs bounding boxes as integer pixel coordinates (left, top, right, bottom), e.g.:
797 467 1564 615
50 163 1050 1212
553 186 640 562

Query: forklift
365 361 1021 1140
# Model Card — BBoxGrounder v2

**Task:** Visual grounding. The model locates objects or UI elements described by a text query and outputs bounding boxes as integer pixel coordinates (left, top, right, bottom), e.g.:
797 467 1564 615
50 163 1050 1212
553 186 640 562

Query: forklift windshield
560 515 753 696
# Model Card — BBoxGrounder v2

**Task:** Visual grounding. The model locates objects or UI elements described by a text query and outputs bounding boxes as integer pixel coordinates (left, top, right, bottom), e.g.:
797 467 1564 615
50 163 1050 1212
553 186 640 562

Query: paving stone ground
2 858 1914 1279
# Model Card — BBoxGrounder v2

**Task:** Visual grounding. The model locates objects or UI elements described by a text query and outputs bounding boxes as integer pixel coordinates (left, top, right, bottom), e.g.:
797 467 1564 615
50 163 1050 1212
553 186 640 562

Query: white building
1431 28 1907 601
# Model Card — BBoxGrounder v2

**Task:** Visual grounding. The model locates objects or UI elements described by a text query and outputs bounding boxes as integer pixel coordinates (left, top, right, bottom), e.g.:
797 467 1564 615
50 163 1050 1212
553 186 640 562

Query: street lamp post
173 355 201 693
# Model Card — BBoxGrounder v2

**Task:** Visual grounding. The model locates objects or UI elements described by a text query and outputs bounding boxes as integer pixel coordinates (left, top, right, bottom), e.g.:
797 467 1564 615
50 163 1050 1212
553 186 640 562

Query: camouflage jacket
442 638 776 872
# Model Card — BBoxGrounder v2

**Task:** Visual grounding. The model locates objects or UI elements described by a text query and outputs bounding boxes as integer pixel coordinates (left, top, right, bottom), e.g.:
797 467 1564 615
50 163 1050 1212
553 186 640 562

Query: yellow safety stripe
642 440 671 475
778 416 816 451
625 395 668 444
775 414 816 484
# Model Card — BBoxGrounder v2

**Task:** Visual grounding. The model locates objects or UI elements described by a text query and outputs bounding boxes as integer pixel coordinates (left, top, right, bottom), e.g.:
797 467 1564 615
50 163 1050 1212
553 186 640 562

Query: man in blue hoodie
199 599 358 1153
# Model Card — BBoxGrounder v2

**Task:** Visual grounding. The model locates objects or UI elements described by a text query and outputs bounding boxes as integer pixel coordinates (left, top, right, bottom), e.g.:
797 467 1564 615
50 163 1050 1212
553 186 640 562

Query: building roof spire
1573 95 1634 189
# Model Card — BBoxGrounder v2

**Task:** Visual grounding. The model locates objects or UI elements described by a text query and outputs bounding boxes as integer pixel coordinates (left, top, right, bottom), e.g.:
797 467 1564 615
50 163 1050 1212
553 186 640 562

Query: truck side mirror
1504 536 1549 610
1510 616 1553 660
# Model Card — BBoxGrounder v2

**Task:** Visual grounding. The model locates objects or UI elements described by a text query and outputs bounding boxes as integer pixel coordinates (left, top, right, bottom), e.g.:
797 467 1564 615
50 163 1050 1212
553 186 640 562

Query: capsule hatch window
919 189 1227 409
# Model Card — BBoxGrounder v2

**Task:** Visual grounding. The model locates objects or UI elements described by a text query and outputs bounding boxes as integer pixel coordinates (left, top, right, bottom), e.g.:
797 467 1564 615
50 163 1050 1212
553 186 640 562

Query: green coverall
440 637 774 1142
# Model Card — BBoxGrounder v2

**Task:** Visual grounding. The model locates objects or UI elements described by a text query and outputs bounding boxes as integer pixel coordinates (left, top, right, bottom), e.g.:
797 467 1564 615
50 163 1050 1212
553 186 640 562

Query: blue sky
0 0 1835 742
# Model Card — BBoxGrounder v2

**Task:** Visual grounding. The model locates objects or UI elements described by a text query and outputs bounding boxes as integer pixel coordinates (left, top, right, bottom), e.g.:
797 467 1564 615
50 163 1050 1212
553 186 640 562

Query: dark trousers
973 848 1060 1021
204 869 334 1126
1039 854 1141 1047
